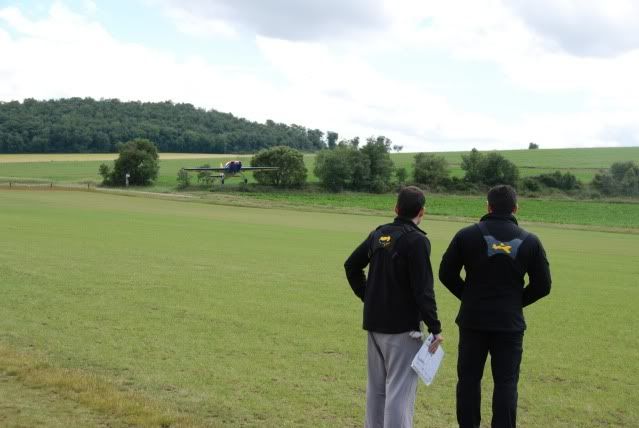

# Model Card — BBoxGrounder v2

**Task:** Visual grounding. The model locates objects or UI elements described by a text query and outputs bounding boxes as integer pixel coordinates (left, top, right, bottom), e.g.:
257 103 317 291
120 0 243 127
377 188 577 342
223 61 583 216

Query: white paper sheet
411 334 444 386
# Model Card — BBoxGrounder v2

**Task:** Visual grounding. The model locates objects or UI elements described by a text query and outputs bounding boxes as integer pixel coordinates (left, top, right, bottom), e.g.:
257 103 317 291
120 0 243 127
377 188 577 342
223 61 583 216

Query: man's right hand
428 334 444 354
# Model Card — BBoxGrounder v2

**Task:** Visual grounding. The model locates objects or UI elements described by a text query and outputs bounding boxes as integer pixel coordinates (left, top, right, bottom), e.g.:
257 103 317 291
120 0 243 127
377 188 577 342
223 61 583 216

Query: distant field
389 146 639 182
1 146 638 186
394 146 639 169
0 153 238 163
0 190 637 427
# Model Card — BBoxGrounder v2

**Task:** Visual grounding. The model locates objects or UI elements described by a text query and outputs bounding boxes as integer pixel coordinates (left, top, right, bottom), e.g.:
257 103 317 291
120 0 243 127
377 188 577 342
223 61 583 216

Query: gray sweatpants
365 331 423 428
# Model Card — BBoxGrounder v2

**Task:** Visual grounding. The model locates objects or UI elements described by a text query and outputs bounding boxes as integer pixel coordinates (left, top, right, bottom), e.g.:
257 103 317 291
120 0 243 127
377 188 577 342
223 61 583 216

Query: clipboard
411 334 444 386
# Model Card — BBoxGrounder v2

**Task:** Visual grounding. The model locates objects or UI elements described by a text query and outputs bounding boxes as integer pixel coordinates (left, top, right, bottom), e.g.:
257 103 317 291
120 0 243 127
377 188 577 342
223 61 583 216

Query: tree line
106 135 638 198
0 98 330 154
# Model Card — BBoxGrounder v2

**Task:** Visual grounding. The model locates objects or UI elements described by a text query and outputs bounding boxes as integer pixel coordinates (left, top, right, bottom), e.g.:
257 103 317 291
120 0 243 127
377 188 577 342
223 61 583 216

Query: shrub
99 138 159 186
314 147 353 192
413 153 449 187
395 167 407 185
314 136 394 193
176 168 190 189
592 161 639 196
251 146 307 187
461 149 519 187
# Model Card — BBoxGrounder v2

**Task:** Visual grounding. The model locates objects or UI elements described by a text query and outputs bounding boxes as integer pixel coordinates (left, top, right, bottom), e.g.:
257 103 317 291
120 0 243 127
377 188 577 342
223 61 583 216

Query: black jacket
439 213 551 331
344 217 442 335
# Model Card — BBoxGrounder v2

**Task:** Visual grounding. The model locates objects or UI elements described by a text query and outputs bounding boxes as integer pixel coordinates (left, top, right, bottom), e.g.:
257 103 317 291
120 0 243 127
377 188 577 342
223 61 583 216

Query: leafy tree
392 145 403 152
593 161 639 196
176 168 190 189
250 146 307 187
98 163 111 185
314 147 352 192
100 138 159 186
460 148 484 183
395 167 407 185
528 142 539 149
0 98 329 154
307 129 325 149
346 148 371 190
314 136 394 192
327 131 338 149
621 167 639 195
413 153 449 187
361 136 394 192
480 152 519 186
461 149 519 186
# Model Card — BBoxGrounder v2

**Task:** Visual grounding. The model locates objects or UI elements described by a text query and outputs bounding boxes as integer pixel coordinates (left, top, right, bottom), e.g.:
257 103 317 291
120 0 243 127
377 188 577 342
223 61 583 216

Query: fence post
9 182 11 188
50 182 53 188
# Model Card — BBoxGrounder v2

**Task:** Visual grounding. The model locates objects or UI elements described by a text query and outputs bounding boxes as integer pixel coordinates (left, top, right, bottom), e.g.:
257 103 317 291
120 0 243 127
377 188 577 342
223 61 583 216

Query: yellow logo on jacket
492 243 512 254
379 235 392 247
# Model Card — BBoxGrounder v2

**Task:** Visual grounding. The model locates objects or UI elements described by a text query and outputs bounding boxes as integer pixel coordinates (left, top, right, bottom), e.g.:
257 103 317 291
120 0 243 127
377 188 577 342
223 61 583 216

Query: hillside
0 98 326 154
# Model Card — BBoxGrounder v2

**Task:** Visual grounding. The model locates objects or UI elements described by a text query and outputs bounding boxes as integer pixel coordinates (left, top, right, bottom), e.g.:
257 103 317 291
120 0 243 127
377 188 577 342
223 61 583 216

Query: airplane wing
182 167 226 171
240 167 279 171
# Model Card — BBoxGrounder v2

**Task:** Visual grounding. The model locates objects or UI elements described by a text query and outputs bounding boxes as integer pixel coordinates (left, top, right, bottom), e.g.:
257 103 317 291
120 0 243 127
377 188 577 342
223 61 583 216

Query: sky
1 0 639 152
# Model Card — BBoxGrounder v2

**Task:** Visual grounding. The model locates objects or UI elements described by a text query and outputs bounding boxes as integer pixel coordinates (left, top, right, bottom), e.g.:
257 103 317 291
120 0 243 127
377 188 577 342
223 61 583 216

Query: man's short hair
396 186 425 218
487 185 517 214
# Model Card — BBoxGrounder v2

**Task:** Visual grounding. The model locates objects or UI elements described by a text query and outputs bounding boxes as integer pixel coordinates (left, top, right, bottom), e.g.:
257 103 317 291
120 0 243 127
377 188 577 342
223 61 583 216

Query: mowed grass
0 190 637 427
1 146 638 186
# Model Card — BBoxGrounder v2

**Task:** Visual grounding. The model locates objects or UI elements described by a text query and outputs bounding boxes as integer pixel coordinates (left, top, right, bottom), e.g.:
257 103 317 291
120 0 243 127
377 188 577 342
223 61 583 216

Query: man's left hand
428 334 444 353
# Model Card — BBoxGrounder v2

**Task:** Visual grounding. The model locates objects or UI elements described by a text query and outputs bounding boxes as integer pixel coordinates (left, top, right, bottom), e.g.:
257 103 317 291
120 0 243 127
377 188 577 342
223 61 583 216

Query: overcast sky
2 0 639 151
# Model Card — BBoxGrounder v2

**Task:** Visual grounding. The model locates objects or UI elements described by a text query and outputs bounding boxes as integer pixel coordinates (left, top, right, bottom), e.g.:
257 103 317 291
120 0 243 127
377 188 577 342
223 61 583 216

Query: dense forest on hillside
0 98 327 153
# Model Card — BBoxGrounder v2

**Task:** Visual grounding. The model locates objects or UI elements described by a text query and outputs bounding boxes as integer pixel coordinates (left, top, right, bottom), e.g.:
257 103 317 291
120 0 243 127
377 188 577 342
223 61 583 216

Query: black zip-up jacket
439 213 551 331
344 217 442 335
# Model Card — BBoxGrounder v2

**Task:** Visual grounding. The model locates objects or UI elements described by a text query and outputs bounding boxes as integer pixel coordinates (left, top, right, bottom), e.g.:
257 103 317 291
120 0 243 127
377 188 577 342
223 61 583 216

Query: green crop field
1 146 638 187
211 191 639 229
1 190 637 427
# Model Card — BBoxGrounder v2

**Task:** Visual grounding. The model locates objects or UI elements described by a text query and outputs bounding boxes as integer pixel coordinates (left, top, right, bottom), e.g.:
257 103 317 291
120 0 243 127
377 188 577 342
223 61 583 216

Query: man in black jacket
345 186 443 428
439 185 551 428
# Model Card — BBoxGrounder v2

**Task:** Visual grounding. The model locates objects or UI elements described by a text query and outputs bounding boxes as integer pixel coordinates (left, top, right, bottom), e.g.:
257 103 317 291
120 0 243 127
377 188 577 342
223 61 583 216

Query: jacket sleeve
438 232 465 300
523 236 552 307
407 236 442 335
344 234 371 301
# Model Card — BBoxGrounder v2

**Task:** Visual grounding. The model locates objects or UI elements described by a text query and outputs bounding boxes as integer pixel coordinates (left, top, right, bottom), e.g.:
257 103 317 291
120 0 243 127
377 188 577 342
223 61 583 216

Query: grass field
1 146 638 186
1 190 637 427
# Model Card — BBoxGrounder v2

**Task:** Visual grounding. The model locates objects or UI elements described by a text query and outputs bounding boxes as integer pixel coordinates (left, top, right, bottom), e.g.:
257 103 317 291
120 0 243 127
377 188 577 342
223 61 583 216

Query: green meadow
1 190 637 427
219 191 639 229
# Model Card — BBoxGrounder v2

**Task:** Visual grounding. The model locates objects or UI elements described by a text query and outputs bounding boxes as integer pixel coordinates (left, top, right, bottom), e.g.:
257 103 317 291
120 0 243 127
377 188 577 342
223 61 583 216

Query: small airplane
183 160 278 184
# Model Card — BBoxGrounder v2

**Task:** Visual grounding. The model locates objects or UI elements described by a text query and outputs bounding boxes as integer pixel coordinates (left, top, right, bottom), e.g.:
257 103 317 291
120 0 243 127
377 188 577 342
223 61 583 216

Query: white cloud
509 0 639 57
1 1 639 151
162 0 389 42
162 5 238 39
0 4 276 117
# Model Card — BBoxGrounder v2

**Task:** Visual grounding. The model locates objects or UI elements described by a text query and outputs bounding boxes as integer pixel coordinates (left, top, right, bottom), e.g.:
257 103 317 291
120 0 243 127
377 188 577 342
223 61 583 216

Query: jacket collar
393 216 427 235
479 212 519 225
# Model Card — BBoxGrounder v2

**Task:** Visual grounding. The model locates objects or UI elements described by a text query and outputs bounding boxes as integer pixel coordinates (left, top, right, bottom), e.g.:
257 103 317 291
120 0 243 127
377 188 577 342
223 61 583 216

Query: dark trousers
456 328 524 428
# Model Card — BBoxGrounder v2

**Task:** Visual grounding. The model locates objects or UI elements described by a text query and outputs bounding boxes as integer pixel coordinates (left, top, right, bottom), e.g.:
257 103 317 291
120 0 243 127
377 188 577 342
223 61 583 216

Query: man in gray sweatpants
345 186 444 428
